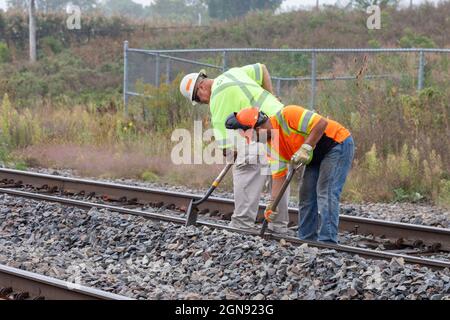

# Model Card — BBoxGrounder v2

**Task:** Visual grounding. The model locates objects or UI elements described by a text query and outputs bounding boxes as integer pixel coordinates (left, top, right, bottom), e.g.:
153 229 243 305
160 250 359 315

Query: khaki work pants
229 142 290 233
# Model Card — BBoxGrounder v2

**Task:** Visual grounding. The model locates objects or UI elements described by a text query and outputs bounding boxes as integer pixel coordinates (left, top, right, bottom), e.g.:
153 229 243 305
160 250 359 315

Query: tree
207 0 282 20
149 0 207 22
29 0 36 62
7 0 28 10
64 0 98 11
8 0 98 13
101 0 144 18
40 0 98 12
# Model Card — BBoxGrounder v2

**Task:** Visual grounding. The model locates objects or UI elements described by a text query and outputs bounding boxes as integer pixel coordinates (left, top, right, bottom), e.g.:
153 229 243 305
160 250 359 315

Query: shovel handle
212 163 233 187
193 163 233 205
269 163 303 212
260 163 303 236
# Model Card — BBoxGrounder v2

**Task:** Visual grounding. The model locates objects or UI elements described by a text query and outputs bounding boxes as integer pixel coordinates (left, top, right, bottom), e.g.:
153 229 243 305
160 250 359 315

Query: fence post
166 57 171 84
417 50 425 91
222 50 228 72
276 78 281 97
310 50 317 110
123 40 129 115
155 53 160 87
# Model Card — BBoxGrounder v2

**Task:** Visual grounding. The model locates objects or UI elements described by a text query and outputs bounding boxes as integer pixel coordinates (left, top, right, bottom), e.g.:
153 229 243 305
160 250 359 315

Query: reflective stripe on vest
212 73 270 109
252 63 261 82
265 143 289 163
255 90 269 109
275 110 291 136
298 110 314 134
210 81 261 103
270 162 287 175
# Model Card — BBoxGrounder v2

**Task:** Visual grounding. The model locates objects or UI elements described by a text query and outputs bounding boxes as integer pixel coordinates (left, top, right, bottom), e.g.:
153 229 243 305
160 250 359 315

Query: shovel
185 163 233 226
260 163 303 236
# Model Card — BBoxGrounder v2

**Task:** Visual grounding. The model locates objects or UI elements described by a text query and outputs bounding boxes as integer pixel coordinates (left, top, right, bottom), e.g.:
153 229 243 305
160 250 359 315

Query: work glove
291 144 313 165
264 200 278 223
223 148 238 163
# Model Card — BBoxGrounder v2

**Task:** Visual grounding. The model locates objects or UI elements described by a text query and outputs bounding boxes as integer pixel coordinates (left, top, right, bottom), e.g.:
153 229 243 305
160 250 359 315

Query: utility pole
28 0 37 62
410 0 413 9
316 0 319 10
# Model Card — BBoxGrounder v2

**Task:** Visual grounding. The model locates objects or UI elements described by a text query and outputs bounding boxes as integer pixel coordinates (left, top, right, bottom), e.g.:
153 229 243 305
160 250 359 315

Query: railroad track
0 263 132 300
0 180 449 270
1 168 449 252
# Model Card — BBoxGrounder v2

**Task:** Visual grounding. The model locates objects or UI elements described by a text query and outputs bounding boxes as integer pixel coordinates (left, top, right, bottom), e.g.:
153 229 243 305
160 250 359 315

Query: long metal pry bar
260 163 303 236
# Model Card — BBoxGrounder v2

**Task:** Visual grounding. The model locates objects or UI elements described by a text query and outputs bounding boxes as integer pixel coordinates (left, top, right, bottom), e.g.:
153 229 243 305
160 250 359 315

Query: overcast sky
0 0 446 11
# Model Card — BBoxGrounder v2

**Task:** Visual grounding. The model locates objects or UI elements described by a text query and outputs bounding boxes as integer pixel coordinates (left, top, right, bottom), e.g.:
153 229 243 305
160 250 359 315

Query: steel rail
0 263 132 300
1 168 449 251
0 188 449 270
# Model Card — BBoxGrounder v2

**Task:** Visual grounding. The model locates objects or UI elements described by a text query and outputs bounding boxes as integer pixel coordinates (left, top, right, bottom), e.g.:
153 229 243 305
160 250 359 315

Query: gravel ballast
0 194 449 300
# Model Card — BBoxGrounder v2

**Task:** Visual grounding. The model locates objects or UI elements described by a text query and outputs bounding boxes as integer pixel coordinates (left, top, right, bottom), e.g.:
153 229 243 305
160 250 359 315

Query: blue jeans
298 136 355 243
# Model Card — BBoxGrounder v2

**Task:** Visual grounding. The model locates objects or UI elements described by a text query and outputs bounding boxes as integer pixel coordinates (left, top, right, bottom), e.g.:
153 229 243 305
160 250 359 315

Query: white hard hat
179 70 207 105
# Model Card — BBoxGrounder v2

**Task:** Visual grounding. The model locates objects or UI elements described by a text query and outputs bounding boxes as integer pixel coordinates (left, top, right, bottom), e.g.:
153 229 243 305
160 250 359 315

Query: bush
141 170 159 182
0 42 11 63
0 50 122 106
367 39 381 48
438 179 450 208
0 11 132 50
0 93 43 149
399 28 436 48
344 143 447 204
132 74 207 132
40 36 64 55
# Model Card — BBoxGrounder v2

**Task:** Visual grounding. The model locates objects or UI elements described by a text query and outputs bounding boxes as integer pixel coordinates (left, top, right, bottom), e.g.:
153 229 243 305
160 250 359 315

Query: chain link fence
123 42 450 113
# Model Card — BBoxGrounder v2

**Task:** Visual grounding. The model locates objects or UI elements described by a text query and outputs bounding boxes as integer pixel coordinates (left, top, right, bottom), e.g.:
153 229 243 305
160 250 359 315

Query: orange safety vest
267 105 351 178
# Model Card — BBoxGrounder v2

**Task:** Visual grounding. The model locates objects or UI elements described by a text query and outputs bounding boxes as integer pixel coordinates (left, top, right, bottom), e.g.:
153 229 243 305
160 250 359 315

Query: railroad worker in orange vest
225 106 355 243
179 64 291 235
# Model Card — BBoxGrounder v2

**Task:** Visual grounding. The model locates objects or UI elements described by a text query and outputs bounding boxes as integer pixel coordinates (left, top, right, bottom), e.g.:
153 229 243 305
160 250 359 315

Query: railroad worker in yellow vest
225 106 354 243
179 64 290 234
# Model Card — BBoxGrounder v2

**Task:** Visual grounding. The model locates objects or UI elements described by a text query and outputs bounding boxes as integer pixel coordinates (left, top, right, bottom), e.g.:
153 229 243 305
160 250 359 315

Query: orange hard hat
225 107 269 144
236 107 260 128
225 107 268 130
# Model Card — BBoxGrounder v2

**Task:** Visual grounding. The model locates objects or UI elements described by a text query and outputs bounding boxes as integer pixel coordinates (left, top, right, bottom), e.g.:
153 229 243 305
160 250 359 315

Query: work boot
266 226 296 237
229 221 259 234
